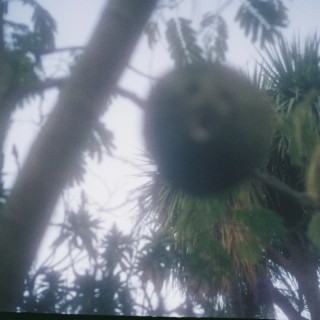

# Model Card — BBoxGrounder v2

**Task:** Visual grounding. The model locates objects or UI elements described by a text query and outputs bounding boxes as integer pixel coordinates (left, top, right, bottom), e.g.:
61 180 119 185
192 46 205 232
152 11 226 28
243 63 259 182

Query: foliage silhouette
1 1 319 319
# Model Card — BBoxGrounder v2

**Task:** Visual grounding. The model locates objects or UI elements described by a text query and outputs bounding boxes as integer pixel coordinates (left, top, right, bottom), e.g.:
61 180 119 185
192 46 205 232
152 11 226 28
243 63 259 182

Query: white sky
3 0 320 317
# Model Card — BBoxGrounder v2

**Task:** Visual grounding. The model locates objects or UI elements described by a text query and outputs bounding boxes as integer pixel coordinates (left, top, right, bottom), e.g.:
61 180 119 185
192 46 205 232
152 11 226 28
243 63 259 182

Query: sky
5 0 319 229
3 0 320 317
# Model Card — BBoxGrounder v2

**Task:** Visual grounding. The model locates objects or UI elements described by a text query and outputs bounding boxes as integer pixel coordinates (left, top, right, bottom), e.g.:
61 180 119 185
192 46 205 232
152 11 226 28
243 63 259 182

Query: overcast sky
4 0 320 230
3 1 320 229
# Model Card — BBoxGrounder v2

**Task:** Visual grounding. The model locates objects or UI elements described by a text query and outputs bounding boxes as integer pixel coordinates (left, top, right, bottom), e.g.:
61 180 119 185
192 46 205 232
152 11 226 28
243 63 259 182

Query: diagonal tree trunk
0 0 157 311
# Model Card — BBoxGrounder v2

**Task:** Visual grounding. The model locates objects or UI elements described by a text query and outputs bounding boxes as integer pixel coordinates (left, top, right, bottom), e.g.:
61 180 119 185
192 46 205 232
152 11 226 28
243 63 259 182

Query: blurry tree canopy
140 6 320 320
0 1 319 319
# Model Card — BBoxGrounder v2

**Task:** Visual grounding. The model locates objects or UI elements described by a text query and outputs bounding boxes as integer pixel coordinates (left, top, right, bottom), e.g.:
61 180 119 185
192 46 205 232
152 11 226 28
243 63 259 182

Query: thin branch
11 77 65 102
116 86 146 108
11 78 146 110
265 244 296 275
127 64 158 81
254 170 320 211
39 46 85 56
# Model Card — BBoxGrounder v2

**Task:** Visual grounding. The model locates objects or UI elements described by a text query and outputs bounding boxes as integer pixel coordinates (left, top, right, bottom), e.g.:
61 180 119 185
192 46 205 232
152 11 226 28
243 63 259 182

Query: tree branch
254 170 320 211
39 46 85 56
11 77 65 102
127 64 158 81
116 86 146 108
265 244 296 275
0 0 157 311
11 77 145 109
273 287 308 320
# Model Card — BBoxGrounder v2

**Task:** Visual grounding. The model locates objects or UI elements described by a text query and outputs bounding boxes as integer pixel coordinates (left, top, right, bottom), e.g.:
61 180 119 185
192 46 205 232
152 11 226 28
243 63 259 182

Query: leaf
66 155 86 187
67 208 102 258
259 35 320 184
9 0 56 59
85 121 115 162
259 35 320 105
0 51 39 94
145 21 160 49
218 207 284 269
235 0 288 48
234 207 285 241
94 121 115 155
166 18 186 67
166 18 203 67
200 13 228 62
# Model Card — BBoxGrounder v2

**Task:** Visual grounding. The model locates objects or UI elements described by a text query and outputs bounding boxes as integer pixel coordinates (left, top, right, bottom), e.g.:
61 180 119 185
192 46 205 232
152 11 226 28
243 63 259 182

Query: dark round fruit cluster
144 63 274 196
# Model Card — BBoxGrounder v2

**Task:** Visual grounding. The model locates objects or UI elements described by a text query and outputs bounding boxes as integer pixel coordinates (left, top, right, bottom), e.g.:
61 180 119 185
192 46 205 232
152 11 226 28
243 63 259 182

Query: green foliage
0 50 39 99
66 121 115 187
139 28 320 319
65 226 136 315
51 195 102 259
0 0 58 109
235 0 288 47
21 269 67 313
138 168 287 315
101 225 134 274
70 272 133 315
0 1 116 194
177 239 234 292
143 173 226 233
5 1 319 318
306 144 320 200
86 121 115 162
308 213 320 249
151 0 288 66
20 218 136 315
7 0 56 56
288 93 319 166
261 35 320 106
235 208 285 242
260 35 320 192
137 230 173 294
165 13 229 66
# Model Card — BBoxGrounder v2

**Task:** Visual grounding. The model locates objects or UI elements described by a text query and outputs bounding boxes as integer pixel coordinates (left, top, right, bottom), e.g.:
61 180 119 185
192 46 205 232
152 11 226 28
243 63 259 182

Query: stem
11 77 145 109
116 86 145 108
254 170 320 211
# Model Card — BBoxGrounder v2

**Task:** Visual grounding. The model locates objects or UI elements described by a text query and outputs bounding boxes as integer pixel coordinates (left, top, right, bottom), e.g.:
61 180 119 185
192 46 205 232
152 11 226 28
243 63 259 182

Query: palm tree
138 34 320 319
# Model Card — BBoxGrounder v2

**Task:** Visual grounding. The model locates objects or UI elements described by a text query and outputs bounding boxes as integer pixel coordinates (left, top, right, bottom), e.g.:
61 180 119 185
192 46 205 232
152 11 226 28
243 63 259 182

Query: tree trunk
295 253 320 320
284 240 320 320
0 0 157 311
